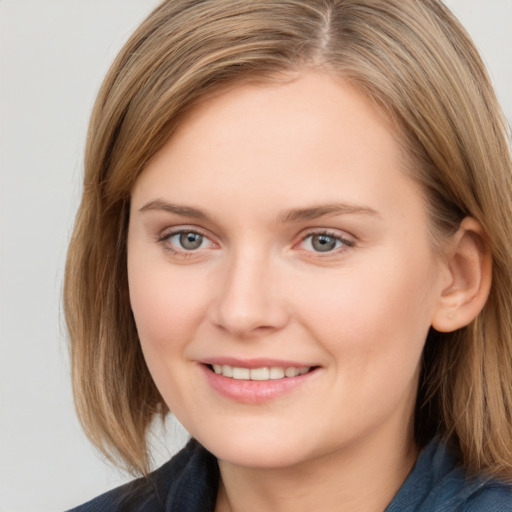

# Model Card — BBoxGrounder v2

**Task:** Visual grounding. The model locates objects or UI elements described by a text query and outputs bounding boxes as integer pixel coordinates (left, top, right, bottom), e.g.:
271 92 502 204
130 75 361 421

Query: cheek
291 250 439 366
293 258 436 429
127 253 212 352
127 253 215 413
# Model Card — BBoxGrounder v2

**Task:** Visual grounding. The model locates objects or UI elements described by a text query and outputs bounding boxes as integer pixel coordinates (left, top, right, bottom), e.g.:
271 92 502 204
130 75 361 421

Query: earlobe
431 217 492 333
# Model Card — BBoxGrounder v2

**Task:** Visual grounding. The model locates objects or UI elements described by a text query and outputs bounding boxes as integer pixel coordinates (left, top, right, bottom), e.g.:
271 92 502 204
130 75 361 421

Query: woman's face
127 71 449 469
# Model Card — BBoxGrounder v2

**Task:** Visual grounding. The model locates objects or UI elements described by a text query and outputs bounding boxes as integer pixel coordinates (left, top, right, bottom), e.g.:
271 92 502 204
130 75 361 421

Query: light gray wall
0 1 510 511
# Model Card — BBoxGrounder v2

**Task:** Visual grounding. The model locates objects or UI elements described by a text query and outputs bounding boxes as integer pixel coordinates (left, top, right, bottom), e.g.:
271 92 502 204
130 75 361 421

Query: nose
208 250 290 338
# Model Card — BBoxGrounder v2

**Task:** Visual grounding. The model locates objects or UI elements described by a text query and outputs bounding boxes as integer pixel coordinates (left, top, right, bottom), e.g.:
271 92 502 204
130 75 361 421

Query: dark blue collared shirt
68 438 512 511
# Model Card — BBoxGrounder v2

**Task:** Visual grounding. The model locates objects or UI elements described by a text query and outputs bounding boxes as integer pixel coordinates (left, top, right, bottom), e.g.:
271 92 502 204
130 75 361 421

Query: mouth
201 360 321 403
207 364 314 380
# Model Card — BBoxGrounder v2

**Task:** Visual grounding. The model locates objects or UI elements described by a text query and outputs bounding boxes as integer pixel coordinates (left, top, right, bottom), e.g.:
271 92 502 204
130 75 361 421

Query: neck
215 426 418 512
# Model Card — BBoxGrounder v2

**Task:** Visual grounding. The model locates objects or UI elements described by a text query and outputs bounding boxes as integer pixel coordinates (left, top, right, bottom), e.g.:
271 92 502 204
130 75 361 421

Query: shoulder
66 439 219 512
65 470 161 512
386 439 512 511
462 479 512 511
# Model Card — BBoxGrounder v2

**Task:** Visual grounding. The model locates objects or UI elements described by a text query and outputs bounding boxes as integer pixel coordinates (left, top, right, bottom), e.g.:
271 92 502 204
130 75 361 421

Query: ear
431 217 492 333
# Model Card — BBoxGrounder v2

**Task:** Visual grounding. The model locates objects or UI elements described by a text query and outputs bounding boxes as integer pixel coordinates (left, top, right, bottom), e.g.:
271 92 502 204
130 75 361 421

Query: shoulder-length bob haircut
64 0 512 478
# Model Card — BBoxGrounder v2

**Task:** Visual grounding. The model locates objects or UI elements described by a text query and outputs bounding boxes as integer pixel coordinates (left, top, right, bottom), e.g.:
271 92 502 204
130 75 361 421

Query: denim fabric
67 439 219 512
68 438 512 511
385 441 512 511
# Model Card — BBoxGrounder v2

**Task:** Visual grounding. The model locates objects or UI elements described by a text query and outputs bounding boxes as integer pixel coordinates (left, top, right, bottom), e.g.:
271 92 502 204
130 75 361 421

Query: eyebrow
139 199 208 220
139 199 380 223
277 203 380 223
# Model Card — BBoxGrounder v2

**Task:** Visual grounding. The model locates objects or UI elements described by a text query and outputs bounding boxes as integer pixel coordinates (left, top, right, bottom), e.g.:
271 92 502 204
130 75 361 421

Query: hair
64 0 512 479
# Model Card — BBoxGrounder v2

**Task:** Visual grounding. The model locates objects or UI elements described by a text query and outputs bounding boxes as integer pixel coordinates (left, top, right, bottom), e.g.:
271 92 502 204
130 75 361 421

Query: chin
193 426 321 469
215 444 309 469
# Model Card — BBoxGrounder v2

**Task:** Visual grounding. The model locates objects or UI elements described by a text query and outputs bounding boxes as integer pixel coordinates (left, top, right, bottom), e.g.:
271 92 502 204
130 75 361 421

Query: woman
65 1 512 510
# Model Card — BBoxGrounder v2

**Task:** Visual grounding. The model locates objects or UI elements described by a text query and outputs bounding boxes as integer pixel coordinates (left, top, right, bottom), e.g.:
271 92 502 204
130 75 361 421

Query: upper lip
199 357 317 369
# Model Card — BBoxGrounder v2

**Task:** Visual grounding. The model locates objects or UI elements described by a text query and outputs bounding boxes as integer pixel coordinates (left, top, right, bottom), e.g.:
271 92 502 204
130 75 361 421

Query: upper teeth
212 365 310 380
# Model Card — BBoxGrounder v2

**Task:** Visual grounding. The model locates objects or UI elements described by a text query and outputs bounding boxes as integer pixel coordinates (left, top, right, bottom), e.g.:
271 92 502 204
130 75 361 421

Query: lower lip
200 365 319 404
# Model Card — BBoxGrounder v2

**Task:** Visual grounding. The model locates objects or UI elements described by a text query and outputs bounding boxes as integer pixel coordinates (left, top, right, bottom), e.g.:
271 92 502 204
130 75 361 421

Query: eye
174 231 205 250
159 228 215 254
299 232 354 253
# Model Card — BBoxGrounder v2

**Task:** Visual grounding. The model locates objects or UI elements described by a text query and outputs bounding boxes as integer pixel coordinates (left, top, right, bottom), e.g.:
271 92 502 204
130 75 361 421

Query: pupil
312 234 336 252
180 232 203 250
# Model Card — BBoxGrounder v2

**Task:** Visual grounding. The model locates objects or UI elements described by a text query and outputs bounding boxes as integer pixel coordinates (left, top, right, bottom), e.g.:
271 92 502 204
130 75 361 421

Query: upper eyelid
159 225 213 240
298 227 355 242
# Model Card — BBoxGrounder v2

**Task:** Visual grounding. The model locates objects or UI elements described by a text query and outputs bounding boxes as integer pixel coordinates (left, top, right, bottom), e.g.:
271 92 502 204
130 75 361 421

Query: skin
127 71 456 511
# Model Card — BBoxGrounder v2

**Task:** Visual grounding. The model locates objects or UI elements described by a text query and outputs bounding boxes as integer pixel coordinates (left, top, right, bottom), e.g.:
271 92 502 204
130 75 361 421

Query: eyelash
156 228 355 257
297 230 355 255
157 228 214 257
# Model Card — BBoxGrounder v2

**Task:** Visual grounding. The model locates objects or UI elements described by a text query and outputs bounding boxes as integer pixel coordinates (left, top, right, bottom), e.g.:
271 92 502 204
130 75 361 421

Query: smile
211 364 311 380
202 362 320 403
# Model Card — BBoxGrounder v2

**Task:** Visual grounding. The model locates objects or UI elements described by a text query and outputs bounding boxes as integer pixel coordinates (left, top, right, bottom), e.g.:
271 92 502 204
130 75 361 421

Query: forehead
131 70 424 226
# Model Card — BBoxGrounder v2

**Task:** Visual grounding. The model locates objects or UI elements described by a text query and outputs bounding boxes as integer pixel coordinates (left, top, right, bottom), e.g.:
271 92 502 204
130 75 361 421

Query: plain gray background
1 1 511 511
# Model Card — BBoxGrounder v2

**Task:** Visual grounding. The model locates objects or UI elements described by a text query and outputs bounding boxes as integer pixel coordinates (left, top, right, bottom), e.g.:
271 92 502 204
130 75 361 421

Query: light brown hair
64 0 512 478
